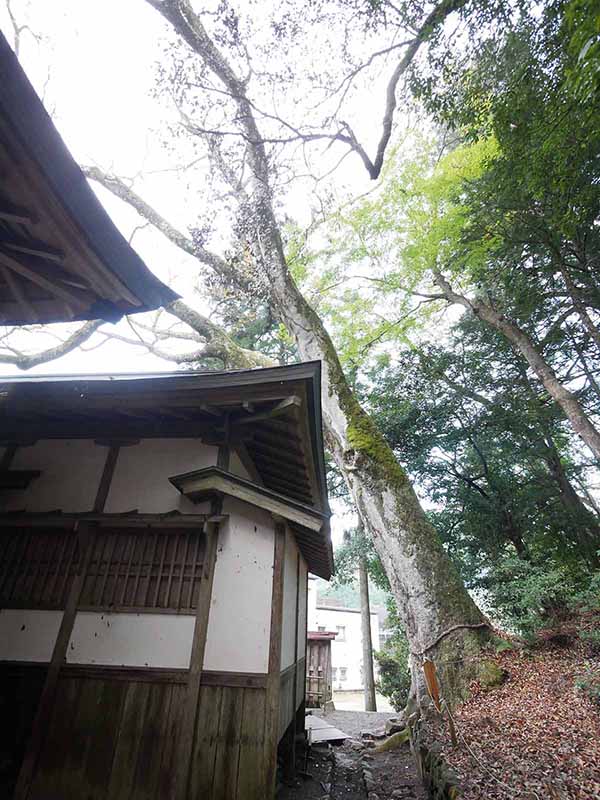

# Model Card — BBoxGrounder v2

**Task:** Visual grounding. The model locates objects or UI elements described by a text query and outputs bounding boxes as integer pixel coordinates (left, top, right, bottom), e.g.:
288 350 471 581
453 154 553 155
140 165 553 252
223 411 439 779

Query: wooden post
281 547 301 780
14 445 120 800
359 555 377 712
176 519 219 800
264 522 285 796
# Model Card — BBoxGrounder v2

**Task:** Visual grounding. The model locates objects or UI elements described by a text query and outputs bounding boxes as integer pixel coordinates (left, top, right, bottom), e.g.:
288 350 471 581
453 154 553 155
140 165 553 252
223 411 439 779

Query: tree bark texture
359 555 377 712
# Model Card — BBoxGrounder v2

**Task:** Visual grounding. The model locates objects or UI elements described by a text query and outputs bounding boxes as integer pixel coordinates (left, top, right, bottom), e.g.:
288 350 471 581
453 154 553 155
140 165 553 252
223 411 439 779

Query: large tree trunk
359 555 377 712
145 0 491 704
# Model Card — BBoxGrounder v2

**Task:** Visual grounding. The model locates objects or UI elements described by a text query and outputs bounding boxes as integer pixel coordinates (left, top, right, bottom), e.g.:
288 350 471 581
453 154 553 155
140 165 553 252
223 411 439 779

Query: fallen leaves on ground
433 630 600 799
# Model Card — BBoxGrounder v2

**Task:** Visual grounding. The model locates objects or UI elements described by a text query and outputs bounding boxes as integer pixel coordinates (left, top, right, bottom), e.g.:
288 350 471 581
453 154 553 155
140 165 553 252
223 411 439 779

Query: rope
442 700 541 800
411 622 492 658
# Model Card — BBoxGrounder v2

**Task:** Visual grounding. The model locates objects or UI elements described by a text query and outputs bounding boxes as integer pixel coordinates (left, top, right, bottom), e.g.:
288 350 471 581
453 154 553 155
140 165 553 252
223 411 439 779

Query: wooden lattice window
79 528 205 612
0 527 80 609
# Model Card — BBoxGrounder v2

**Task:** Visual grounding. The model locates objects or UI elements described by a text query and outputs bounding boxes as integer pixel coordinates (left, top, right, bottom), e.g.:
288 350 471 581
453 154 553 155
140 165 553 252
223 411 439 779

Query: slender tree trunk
359 556 377 712
433 270 600 462
560 265 600 353
543 439 600 565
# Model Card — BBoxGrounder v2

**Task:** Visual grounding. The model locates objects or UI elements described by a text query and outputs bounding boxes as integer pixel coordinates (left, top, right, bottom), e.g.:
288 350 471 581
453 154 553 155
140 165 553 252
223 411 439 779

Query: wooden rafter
0 264 38 321
1 234 64 263
0 248 87 311
231 395 302 427
0 202 34 224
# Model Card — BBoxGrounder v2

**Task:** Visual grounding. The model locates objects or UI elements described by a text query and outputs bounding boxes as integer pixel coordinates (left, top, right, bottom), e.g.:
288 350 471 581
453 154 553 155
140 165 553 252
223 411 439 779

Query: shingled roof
0 32 177 325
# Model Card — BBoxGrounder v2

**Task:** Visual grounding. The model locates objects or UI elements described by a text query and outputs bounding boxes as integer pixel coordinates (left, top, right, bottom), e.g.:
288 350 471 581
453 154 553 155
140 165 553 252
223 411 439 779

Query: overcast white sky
1 1 406 539
0 0 409 377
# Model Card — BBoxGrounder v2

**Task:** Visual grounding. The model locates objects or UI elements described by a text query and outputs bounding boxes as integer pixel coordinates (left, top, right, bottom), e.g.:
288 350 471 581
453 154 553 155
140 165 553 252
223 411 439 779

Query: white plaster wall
203 496 274 673
105 439 218 513
281 529 299 671
66 611 195 669
312 605 380 691
0 609 63 662
3 440 105 512
297 559 308 660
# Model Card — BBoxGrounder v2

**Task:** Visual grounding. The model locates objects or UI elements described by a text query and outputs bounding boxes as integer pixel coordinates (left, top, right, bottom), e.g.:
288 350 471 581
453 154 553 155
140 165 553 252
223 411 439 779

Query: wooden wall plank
189 685 223 796
212 685 244 800
106 682 151 800
236 688 267 800
80 679 127 800
130 683 172 798
14 521 94 800
176 521 218 800
29 677 83 800
158 683 186 800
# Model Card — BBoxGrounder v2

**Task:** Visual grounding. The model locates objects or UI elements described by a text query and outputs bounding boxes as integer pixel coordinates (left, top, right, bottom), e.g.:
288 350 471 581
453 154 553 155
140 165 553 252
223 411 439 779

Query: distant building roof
316 604 377 616
0 32 177 325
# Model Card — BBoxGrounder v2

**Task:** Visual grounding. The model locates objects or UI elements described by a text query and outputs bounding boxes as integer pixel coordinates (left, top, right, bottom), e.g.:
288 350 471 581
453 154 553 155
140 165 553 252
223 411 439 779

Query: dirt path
278 710 425 800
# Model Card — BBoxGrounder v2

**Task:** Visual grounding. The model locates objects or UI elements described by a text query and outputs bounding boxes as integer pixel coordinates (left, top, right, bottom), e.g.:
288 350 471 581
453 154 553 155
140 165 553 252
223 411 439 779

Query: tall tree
0 0 507 701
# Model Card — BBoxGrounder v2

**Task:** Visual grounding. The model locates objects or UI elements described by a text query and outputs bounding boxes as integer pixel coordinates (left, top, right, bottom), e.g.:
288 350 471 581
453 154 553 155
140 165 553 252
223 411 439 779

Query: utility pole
359 554 377 711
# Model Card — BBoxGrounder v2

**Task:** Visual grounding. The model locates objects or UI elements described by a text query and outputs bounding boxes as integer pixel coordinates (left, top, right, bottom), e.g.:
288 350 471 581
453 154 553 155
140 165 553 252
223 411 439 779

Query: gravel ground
311 708 400 739
279 710 424 800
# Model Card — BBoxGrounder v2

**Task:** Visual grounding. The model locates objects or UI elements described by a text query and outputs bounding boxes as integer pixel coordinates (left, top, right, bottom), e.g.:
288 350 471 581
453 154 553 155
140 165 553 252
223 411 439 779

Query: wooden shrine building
0 363 333 799
306 630 337 711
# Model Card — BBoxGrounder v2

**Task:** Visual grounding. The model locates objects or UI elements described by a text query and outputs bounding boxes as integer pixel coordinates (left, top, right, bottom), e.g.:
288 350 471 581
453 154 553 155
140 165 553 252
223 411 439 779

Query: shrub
483 557 587 636
374 625 411 712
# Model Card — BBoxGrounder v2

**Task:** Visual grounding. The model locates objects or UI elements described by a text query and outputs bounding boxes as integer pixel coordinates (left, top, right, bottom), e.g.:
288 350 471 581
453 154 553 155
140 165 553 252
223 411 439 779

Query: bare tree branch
0 320 103 369
148 0 468 180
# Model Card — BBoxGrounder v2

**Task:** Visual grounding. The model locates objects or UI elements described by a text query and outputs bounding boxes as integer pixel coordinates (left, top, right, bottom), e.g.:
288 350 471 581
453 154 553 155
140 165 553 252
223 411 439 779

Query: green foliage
374 626 411 712
570 569 600 612
484 557 588 635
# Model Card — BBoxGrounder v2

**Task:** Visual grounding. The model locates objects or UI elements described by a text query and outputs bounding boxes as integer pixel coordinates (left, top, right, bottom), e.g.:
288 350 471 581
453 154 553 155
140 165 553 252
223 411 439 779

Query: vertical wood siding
26 676 267 800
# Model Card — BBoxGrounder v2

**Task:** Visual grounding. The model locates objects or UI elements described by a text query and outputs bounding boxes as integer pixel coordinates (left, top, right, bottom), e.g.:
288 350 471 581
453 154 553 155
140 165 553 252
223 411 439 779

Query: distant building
307 577 380 692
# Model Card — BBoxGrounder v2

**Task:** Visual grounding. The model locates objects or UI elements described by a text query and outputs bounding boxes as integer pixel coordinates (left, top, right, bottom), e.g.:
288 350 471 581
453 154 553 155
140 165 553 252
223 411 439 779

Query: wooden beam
233 442 263 485
13 442 120 799
294 386 323 511
0 202 34 224
94 445 120 512
264 524 285 795
199 403 221 417
1 236 64 263
0 511 215 528
176 519 218 800
13 521 94 800
170 468 325 532
1 265 38 322
231 396 302 427
0 248 87 310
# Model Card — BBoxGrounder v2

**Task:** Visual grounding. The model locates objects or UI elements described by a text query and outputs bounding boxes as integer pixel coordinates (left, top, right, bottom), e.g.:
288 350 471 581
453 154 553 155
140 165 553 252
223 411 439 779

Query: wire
442 700 541 800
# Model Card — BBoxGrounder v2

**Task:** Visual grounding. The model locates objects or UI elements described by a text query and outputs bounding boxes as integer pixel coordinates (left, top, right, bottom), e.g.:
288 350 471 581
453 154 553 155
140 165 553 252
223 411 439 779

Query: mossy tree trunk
124 0 493 703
